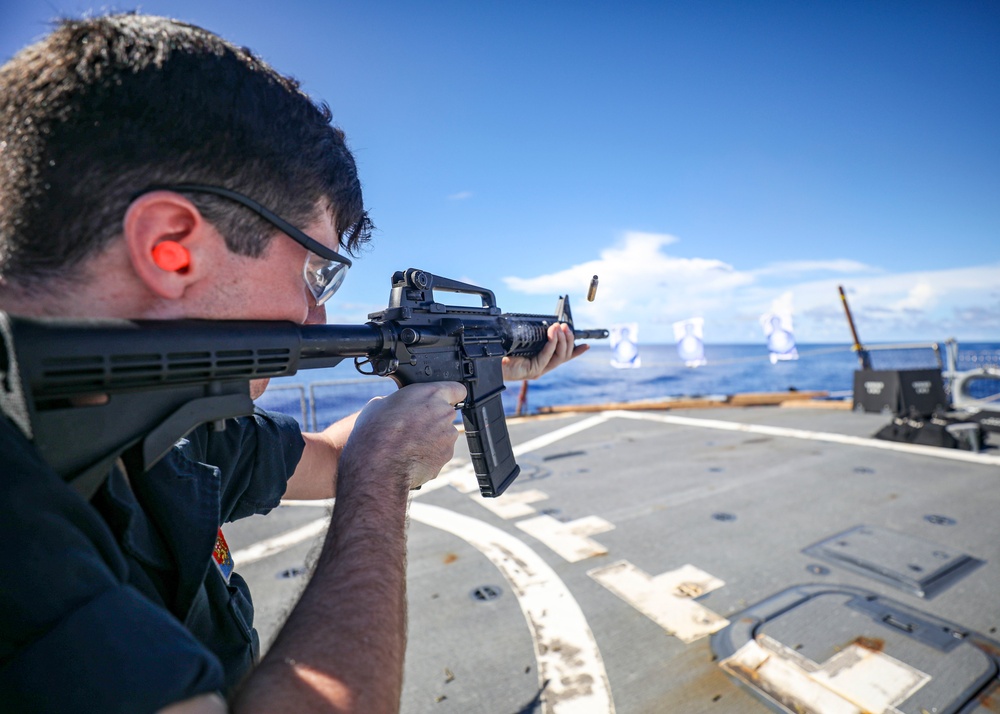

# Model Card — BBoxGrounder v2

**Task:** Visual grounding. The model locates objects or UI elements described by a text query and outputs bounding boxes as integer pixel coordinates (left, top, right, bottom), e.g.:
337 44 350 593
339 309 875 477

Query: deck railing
256 341 1000 428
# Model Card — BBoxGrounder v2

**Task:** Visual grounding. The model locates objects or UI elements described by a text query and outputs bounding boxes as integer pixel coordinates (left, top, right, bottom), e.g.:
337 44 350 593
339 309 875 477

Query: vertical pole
838 285 871 370
515 379 529 417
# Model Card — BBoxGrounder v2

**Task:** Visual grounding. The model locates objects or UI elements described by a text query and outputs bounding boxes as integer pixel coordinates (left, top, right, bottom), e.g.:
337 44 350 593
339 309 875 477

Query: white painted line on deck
477 488 551 519
470 413 615 512
416 414 617 499
587 561 729 643
421 413 617 515
410 502 616 714
231 517 328 566
609 410 1000 466
415 457 478 494
270 411 614 564
283 413 614 506
516 514 615 562
512 413 615 457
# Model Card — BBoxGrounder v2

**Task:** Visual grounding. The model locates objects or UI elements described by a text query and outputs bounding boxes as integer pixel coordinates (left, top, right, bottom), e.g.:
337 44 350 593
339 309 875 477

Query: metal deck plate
803 525 984 598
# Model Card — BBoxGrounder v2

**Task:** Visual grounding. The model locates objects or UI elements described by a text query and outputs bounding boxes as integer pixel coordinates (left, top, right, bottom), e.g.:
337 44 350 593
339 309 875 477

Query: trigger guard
354 356 376 375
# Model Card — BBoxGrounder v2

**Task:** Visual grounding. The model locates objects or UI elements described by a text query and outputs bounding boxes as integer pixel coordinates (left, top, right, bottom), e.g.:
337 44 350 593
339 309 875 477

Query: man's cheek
250 378 270 400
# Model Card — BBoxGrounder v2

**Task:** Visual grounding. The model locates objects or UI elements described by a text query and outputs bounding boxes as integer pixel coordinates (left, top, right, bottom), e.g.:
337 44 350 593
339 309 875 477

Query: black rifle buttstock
4 315 381 484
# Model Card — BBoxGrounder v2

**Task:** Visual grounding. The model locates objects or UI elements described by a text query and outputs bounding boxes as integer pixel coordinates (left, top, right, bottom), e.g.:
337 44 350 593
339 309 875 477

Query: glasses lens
304 253 349 305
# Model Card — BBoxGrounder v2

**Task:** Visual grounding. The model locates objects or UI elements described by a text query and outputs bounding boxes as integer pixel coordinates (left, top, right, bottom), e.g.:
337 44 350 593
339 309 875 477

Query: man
0 14 585 713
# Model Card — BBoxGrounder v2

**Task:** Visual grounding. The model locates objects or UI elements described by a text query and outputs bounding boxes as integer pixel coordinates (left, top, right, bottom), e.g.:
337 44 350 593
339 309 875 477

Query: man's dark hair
0 13 372 289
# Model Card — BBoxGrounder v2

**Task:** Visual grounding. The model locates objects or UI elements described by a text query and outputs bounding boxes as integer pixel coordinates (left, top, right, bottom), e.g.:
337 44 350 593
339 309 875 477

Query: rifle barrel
574 328 610 340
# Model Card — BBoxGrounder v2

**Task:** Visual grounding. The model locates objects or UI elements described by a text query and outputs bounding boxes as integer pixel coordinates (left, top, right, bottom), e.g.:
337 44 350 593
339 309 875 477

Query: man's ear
123 191 214 300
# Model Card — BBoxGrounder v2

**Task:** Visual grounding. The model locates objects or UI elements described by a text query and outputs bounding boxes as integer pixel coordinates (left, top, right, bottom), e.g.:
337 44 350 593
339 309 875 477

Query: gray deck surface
224 406 1000 713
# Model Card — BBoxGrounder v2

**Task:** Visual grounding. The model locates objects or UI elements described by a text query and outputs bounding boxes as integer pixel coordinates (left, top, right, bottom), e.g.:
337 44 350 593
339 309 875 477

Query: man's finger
435 381 468 406
557 323 574 359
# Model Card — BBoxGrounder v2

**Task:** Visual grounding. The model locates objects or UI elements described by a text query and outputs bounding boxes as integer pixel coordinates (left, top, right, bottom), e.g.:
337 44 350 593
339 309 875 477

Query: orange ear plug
152 241 191 272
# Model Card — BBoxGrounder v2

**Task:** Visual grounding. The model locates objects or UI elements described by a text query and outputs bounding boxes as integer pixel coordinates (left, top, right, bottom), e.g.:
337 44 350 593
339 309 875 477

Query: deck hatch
802 525 983 598
712 585 1000 714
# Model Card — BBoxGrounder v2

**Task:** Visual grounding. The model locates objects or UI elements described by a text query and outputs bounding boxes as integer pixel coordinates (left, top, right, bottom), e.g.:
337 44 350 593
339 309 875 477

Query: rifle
0 269 608 498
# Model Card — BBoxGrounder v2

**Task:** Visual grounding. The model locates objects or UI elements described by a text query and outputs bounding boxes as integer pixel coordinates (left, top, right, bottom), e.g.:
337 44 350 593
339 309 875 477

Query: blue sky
3 1 998 343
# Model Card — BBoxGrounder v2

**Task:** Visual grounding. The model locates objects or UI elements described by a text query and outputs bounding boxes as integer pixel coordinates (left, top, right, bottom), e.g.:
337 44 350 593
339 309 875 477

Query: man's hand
343 381 466 490
501 322 588 382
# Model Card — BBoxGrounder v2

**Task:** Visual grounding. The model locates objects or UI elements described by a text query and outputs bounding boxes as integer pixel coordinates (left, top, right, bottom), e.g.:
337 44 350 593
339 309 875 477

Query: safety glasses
134 183 352 305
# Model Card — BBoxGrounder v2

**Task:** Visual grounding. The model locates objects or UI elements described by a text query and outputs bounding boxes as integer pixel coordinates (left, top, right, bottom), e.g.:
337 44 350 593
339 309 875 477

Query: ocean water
257 340 1000 432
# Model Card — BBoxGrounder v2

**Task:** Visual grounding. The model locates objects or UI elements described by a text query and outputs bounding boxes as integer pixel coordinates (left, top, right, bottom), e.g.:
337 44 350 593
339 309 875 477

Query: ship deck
225 405 1000 713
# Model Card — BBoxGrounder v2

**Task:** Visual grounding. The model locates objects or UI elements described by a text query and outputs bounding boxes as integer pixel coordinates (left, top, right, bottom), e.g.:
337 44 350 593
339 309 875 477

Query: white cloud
783 266 1000 342
769 291 795 317
752 259 879 276
504 232 757 343
890 282 938 311
504 231 753 330
447 190 473 201
502 231 1000 344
